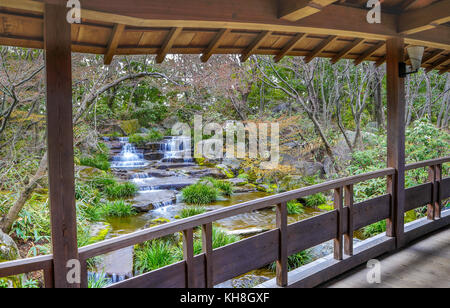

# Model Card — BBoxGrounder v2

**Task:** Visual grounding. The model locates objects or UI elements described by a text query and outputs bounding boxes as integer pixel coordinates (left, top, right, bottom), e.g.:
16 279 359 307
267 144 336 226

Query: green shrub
134 240 177 274
99 200 136 218
304 193 327 207
129 129 164 146
88 273 109 289
268 250 312 272
79 153 110 171
179 206 207 218
104 182 138 199
211 228 239 248
92 175 117 189
182 183 218 205
362 220 386 238
287 200 304 215
200 177 234 196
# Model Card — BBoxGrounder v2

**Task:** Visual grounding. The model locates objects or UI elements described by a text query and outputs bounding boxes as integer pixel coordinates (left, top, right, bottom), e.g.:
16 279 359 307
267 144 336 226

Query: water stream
95 135 323 287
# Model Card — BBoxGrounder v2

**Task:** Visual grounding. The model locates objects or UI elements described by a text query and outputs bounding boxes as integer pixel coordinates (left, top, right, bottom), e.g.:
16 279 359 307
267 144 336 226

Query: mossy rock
76 166 106 181
216 164 235 179
405 210 417 223
256 184 273 193
0 231 24 288
120 119 140 136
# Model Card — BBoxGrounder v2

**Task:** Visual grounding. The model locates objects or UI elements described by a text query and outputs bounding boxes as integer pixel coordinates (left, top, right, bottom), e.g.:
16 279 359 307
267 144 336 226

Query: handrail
405 156 450 171
0 254 53 278
78 167 395 259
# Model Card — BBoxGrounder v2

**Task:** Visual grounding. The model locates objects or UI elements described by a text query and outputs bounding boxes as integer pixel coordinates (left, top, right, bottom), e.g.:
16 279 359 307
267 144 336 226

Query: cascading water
110 137 149 169
161 136 193 163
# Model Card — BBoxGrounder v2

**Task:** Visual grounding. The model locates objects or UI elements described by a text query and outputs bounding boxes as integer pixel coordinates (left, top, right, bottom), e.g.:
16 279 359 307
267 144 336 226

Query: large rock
131 190 177 212
0 231 23 288
296 161 324 177
0 231 20 262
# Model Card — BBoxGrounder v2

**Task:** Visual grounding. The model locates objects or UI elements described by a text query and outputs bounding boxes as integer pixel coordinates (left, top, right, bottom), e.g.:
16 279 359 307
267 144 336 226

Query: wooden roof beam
279 0 338 22
304 35 337 63
354 41 385 66
201 28 230 63
421 49 444 65
398 0 450 35
426 56 450 73
104 24 125 65
241 31 272 62
274 33 307 63
331 38 364 64
156 27 182 64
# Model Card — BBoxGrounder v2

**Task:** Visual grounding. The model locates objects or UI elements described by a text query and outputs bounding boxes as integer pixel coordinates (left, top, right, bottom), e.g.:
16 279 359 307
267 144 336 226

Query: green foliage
211 228 239 249
0 280 8 288
99 200 136 218
88 273 109 288
104 182 138 199
79 153 110 171
304 193 327 207
23 279 40 288
120 119 140 135
179 206 207 218
269 250 312 272
200 177 234 196
134 240 176 274
362 220 386 238
129 129 164 146
287 200 304 215
181 183 219 205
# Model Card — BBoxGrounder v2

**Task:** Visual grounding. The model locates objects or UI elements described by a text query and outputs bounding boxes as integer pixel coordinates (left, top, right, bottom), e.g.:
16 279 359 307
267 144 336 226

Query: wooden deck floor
321 226 450 288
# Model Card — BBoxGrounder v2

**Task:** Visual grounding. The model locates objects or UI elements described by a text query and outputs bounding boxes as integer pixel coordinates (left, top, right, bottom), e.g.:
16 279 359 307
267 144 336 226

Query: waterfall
161 136 193 163
110 137 149 169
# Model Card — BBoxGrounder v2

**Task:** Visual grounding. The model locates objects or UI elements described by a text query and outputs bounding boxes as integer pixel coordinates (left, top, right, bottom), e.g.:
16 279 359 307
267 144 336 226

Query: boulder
0 231 24 288
216 164 235 178
0 231 20 262
296 161 324 177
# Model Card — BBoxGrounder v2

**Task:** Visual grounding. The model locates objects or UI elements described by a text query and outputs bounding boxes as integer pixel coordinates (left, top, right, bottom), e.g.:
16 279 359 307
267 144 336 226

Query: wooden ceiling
0 0 449 73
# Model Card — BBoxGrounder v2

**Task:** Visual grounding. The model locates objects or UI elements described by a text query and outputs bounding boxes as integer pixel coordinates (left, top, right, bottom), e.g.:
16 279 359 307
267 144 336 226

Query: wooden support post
333 188 343 260
344 184 354 256
202 223 214 288
385 37 406 248
183 228 195 288
276 202 288 287
44 2 79 288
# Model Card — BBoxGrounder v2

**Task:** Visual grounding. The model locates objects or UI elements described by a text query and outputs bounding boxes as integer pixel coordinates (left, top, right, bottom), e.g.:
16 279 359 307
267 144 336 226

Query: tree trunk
1 152 48 233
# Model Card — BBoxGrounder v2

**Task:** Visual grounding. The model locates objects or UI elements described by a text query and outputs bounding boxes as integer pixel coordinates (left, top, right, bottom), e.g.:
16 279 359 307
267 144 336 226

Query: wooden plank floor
321 226 450 288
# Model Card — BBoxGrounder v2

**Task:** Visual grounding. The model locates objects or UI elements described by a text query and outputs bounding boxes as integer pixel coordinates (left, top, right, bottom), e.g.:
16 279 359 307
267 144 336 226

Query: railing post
183 228 195 288
427 165 437 220
333 188 343 260
201 223 214 288
435 164 442 219
344 185 354 256
276 202 288 287
80 258 88 288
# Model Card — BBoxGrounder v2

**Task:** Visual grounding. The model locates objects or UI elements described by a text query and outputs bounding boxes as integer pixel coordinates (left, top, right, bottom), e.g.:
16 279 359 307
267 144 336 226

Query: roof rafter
331 38 364 64
201 28 230 63
354 41 385 66
398 0 450 35
421 49 444 65
104 23 125 65
274 33 307 62
241 30 272 62
426 56 450 73
156 27 182 63
304 35 337 63
279 0 337 22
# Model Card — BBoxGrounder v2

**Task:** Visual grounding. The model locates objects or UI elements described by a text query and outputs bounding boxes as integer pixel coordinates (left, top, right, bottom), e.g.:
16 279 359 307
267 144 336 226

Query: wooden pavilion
0 0 449 288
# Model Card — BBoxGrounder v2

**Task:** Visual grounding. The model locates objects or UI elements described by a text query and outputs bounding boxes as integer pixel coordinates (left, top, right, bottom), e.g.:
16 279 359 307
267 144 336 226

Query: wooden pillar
45 3 79 288
385 37 406 248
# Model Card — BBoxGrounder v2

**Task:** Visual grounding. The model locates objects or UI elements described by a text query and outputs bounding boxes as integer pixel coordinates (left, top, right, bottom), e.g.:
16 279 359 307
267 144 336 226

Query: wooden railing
0 156 449 288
